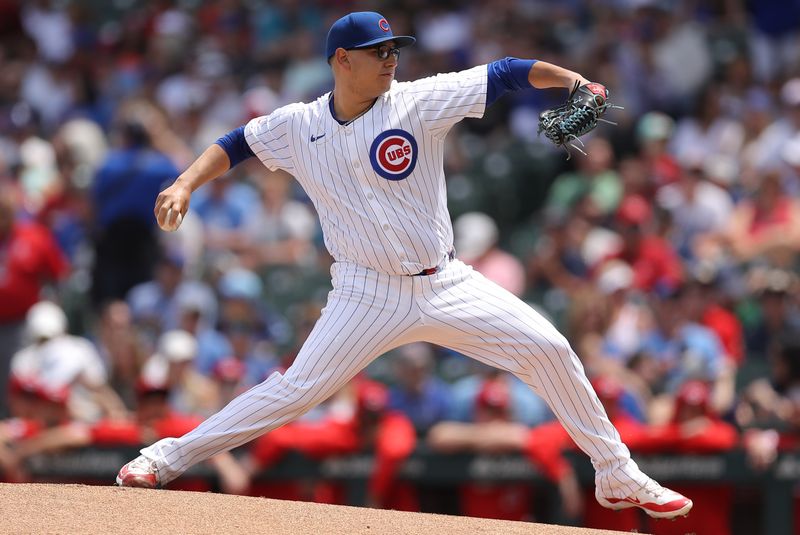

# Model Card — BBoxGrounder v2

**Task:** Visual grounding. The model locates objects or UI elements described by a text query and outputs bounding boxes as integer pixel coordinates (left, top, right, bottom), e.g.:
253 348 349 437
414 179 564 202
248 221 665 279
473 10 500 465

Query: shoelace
642 481 666 498
129 456 156 472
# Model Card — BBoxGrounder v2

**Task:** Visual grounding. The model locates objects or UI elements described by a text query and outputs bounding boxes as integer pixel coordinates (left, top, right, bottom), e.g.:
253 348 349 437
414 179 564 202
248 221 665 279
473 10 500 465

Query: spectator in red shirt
94 382 248 493
673 277 739 413
0 376 52 483
10 378 248 493
428 377 556 522
0 411 42 483
725 169 800 268
602 195 683 295
0 374 75 482
243 377 417 510
0 189 69 417
646 380 739 535
693 273 744 366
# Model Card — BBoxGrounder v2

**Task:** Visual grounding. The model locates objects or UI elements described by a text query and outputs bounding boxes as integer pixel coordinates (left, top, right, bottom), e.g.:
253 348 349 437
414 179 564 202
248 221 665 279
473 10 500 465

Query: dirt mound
0 483 635 534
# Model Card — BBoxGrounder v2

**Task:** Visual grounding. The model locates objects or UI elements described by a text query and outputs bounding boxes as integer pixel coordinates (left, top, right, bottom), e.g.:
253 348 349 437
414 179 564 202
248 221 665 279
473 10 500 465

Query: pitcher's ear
334 48 350 67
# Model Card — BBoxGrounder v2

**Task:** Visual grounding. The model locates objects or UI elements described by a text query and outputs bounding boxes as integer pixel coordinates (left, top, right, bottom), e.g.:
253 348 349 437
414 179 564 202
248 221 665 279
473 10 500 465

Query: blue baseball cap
326 12 415 59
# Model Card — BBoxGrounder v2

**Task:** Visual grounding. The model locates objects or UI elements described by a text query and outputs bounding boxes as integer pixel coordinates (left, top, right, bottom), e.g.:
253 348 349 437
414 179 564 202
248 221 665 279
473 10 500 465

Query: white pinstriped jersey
244 65 487 275
141 59 657 503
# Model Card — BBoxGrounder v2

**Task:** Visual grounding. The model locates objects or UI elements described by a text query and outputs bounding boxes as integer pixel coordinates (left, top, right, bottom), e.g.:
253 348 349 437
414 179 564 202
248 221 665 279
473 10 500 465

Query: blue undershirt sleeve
214 125 255 168
486 57 537 107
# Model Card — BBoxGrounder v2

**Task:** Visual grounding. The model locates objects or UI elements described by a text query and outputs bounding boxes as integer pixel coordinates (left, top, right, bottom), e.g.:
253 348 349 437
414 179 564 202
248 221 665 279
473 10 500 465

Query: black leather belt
410 249 455 276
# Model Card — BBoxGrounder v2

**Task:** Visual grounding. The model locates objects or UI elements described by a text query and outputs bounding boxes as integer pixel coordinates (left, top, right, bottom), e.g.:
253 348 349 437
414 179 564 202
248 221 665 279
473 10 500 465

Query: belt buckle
411 249 454 277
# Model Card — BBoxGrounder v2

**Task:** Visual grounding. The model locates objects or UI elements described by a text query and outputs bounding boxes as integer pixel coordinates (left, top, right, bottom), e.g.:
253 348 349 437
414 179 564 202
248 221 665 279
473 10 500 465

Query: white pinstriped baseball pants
142 258 648 497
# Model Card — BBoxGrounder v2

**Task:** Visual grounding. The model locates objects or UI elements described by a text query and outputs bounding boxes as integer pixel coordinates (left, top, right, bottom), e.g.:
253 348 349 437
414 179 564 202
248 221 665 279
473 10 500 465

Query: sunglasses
349 44 401 61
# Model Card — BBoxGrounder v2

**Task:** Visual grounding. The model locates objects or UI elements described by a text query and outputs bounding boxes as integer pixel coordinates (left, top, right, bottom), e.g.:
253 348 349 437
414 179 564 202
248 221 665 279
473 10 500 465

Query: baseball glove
537 81 621 158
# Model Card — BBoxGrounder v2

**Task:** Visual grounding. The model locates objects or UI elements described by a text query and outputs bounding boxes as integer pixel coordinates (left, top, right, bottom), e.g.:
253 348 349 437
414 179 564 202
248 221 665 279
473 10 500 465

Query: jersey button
366 193 374 200
354 162 361 169
382 224 390 231
345 128 353 136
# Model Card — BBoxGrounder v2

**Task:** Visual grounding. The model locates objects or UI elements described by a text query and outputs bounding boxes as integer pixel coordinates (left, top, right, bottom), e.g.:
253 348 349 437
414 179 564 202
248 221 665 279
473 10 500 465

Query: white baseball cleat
116 455 160 488
596 479 693 519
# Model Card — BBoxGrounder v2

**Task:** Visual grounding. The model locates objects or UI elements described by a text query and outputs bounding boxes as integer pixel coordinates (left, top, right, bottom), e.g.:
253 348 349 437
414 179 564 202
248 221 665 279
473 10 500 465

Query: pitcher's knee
523 334 573 366
270 374 327 419
551 334 577 359
515 341 576 376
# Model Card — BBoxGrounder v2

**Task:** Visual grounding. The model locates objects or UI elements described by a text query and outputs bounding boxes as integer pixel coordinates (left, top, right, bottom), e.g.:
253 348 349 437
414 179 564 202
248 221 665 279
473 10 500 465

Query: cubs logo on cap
369 129 418 181
326 11 416 59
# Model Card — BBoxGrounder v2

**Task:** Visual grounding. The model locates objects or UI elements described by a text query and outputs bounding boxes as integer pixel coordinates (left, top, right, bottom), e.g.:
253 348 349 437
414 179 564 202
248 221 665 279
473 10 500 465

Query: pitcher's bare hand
155 180 191 231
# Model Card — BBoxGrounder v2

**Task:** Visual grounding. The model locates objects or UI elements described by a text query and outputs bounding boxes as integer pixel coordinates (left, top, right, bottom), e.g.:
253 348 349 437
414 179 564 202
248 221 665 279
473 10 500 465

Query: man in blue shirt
90 120 179 305
387 343 451 435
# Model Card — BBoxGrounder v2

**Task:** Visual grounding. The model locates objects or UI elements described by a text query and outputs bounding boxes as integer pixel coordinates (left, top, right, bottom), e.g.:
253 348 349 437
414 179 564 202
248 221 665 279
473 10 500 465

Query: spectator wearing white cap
453 212 525 297
140 329 218 416
594 261 647 362
10 301 127 422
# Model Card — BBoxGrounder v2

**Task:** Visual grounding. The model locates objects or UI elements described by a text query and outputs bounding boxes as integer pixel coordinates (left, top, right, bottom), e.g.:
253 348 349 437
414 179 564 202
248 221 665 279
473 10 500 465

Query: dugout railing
21 448 798 535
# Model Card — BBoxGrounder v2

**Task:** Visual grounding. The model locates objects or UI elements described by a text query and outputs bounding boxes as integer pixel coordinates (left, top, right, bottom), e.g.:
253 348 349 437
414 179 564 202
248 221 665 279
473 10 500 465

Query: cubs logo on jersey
369 129 418 181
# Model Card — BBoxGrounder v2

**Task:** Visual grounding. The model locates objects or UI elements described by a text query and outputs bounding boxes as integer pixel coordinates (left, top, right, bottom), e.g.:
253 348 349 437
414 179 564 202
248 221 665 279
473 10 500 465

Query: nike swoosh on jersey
310 133 326 142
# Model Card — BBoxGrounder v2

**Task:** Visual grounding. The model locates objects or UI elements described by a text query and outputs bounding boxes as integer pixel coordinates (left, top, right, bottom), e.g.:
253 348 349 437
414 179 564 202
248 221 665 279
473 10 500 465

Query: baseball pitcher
118 11 692 520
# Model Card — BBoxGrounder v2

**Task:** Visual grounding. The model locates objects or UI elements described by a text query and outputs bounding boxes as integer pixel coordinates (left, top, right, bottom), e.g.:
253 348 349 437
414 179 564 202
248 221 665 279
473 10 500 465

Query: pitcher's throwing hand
154 182 190 231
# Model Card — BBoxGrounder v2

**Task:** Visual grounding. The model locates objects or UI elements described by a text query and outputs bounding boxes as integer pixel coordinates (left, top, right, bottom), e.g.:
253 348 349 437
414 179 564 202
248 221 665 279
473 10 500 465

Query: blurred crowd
1 0 800 532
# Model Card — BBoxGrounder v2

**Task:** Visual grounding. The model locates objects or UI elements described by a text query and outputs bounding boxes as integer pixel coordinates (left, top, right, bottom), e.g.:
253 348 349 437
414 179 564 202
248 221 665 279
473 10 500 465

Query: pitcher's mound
0 483 636 534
